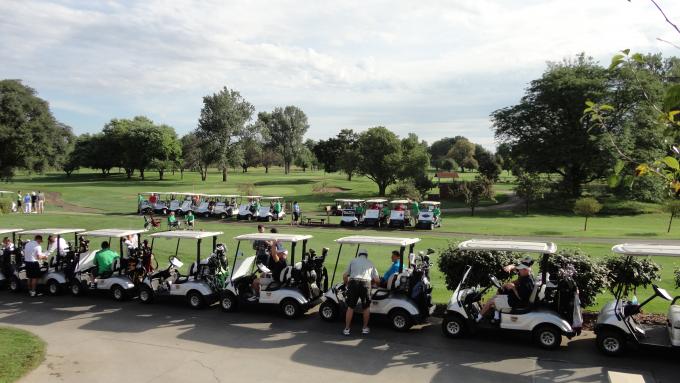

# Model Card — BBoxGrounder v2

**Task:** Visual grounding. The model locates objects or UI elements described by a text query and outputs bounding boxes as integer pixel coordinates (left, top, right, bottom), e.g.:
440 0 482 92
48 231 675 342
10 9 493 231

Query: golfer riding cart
442 240 582 350
169 193 198 216
319 235 435 331
363 198 389 227
194 194 215 218
338 199 365 227
70 229 146 300
387 199 411 229
258 197 286 222
10 228 85 295
138 231 228 309
594 243 680 356
0 229 22 289
219 233 329 318
237 196 262 220
139 192 161 215
212 194 240 219
415 201 441 230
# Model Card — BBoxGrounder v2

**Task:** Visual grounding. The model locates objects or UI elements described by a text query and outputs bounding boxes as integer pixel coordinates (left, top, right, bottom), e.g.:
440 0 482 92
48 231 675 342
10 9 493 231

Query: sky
2 0 680 149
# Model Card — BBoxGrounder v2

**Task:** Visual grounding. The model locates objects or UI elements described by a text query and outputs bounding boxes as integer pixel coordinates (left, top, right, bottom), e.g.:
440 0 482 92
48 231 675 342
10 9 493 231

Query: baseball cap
516 256 534 270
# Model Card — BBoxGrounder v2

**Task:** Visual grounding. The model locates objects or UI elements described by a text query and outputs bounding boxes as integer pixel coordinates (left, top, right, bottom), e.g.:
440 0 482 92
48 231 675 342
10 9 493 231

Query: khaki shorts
494 294 511 311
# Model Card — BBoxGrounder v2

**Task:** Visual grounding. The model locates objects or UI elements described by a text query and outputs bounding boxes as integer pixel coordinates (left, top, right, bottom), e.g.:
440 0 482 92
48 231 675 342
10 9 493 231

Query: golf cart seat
670 304 680 329
500 281 543 315
372 274 400 300
174 263 195 284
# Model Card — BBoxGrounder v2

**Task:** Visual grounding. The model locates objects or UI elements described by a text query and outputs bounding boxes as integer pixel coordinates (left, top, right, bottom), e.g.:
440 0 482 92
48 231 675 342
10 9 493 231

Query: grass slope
0 327 45 383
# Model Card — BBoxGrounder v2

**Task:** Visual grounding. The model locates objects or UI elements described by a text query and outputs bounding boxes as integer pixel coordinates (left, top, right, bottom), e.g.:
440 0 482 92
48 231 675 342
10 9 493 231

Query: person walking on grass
342 248 380 336
23 193 31 214
37 191 45 214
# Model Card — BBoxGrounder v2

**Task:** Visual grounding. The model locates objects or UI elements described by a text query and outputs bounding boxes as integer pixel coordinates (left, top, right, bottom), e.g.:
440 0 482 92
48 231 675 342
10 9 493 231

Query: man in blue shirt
381 250 401 287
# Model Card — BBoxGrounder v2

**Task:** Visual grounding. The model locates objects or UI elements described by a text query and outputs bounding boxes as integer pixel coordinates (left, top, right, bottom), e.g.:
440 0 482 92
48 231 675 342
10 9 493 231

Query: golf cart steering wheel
653 284 673 301
489 275 502 289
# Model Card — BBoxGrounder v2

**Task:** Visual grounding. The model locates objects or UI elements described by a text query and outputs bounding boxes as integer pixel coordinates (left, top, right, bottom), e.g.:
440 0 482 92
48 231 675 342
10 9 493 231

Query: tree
495 143 514 175
460 176 494 216
663 200 680 233
259 106 309 174
514 173 548 214
573 197 602 231
261 147 282 173
441 158 458 172
476 146 501 181
241 136 262 172
356 127 403 196
447 138 475 172
74 133 118 176
603 256 661 297
388 180 422 201
180 133 201 179
429 137 460 170
196 87 254 182
493 55 613 196
313 139 341 173
400 133 431 180
294 146 315 172
413 172 435 199
336 129 359 180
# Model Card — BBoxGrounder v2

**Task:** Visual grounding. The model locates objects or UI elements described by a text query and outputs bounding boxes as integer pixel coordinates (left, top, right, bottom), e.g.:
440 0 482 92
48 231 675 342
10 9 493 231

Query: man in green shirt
355 204 364 217
93 241 120 280
167 211 179 229
185 211 195 229
273 201 282 217
137 194 144 213
410 201 420 225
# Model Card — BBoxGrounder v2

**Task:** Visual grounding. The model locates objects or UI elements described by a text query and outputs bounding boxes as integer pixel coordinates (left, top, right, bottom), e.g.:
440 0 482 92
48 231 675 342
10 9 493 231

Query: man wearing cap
477 256 535 322
343 249 380 336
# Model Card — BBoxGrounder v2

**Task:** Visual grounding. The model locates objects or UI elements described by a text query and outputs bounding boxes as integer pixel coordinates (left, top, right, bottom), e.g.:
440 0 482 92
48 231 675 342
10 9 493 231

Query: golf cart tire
47 279 61 296
319 300 339 321
111 285 127 301
280 298 302 319
175 210 183 216
71 281 85 296
429 223 434 230
219 213 227 220
187 290 205 309
247 215 252 221
162 208 168 215
203 212 210 218
9 276 21 293
596 327 627 356
352 221 358 228
267 216 273 222
442 313 467 338
389 308 413 332
532 324 562 350
220 292 238 312
139 285 154 304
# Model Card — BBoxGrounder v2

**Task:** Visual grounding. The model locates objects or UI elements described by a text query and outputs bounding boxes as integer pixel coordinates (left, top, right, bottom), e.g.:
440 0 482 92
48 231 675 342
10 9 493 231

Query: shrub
602 256 662 297
675 268 680 289
573 197 602 231
437 242 514 291
460 176 494 216
542 249 607 307
388 180 420 201
615 174 666 203
0 198 12 214
441 158 458 172
236 183 257 196
514 173 548 215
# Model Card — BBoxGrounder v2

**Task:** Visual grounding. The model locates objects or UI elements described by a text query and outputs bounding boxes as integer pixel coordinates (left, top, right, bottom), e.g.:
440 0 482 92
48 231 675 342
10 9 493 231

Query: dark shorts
346 279 371 309
293 212 300 221
25 261 42 278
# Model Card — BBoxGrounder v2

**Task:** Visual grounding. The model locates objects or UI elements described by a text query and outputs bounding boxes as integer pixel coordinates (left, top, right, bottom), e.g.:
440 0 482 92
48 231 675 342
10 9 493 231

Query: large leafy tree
180 133 201 178
314 129 358 177
447 138 476 172
356 127 403 196
429 136 462 170
259 106 309 174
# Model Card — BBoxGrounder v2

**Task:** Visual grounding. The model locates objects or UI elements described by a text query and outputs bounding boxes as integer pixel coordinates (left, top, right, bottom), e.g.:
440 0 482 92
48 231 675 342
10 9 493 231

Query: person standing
292 201 300 225
16 191 22 212
342 249 380 336
23 193 31 214
23 235 47 297
137 194 144 213
31 192 37 213
37 191 45 214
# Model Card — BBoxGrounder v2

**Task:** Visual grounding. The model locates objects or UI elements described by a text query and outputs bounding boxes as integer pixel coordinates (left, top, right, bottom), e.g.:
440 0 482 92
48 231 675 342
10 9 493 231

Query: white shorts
494 295 511 311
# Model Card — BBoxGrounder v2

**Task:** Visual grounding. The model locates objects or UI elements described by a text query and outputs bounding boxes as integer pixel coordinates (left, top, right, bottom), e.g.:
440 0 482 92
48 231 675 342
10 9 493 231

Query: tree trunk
159 170 164 180
180 169 184 180
378 183 387 196
668 213 674 233
347 173 352 181
139 168 145 180
125 168 134 179
471 205 475 217
200 167 207 181
525 200 530 215
583 216 588 231
265 165 269 174
222 168 227 182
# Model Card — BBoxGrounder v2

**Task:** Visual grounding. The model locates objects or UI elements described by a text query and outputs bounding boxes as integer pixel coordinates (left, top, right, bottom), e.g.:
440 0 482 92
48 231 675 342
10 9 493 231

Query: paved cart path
1 294 676 383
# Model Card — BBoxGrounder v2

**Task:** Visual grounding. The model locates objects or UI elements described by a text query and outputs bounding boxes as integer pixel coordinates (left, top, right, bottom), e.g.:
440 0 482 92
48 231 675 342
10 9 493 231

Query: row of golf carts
333 198 442 230
1 228 678 355
139 192 286 222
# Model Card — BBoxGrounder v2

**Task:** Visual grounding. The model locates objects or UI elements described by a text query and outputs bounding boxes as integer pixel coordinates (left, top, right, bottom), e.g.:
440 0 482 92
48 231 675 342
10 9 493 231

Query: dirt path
45 191 102 214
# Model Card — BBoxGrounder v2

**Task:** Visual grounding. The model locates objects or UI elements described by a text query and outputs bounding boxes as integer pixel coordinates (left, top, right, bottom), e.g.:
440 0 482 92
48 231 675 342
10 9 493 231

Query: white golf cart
338 199 365 227
442 240 581 350
387 199 411 229
139 192 159 214
138 231 227 309
237 196 262 220
211 194 240 219
594 243 680 356
258 197 286 222
194 194 215 218
10 228 85 295
0 228 22 289
70 229 146 300
363 198 389 227
169 192 199 216
319 235 435 331
219 233 329 318
416 201 442 230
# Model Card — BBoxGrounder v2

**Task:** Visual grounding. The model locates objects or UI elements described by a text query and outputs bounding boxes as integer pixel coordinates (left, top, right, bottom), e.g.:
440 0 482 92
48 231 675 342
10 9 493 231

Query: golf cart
258 197 286 222
416 201 441 230
0 229 22 289
10 228 85 295
211 194 240 219
442 240 581 350
219 233 329 318
363 198 389 227
594 243 680 356
237 196 262 220
338 199 365 227
139 192 160 214
138 231 227 309
70 229 146 300
319 235 435 331
169 193 199 216
387 199 411 229
194 194 215 218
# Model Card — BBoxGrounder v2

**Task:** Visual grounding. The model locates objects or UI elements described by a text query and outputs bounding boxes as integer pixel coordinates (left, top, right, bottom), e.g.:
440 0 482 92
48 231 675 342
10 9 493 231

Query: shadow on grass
624 232 659 237
254 179 317 186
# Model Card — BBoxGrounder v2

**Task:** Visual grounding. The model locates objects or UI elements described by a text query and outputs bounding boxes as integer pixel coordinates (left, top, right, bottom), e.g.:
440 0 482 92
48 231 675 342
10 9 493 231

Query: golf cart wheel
111 285 127 301
220 293 238 312
319 300 339 321
139 285 154 304
352 221 358 228
162 208 168 215
533 325 562 350
280 298 301 319
175 209 183 216
389 309 413 332
596 328 626 356
219 213 227 220
246 215 252 221
47 279 61 296
71 281 84 296
187 291 205 309
267 215 273 222
442 313 467 338
429 223 434 230
203 212 210 218
9 276 20 293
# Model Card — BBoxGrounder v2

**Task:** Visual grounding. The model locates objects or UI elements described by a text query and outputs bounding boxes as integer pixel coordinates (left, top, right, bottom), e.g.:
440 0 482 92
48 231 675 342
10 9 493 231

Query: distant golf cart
237 196 262 221
138 231 227 309
219 233 329 318
415 201 441 230
0 229 22 289
139 192 162 214
338 199 365 227
387 199 411 229
194 194 215 218
363 198 389 227
10 228 85 295
319 235 435 331
442 240 581 350
594 243 680 356
70 229 146 300
258 197 286 222
169 192 199 216
212 194 240 219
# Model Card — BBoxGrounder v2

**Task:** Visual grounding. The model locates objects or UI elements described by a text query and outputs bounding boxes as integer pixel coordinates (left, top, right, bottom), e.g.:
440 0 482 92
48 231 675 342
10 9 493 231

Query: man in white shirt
23 235 46 296
342 249 380 336
47 235 69 257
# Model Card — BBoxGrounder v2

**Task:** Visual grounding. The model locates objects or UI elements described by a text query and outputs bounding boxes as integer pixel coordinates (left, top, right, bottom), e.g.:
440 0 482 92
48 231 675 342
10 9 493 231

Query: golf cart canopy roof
80 229 147 238
420 201 441 206
243 195 262 199
19 228 86 236
139 192 162 195
335 199 365 203
0 228 23 235
261 196 283 200
390 199 411 204
150 231 223 239
173 192 203 196
0 190 15 194
366 198 388 203
458 239 557 254
234 233 313 243
335 235 421 247
612 243 680 257
218 194 240 198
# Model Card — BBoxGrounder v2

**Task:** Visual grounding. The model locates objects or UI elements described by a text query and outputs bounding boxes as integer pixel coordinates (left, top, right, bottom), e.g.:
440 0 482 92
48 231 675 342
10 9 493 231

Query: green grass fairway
0 327 45 383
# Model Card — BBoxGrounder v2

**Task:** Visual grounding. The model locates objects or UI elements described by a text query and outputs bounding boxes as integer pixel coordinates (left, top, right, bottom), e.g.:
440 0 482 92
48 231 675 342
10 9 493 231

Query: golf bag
201 244 229 292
